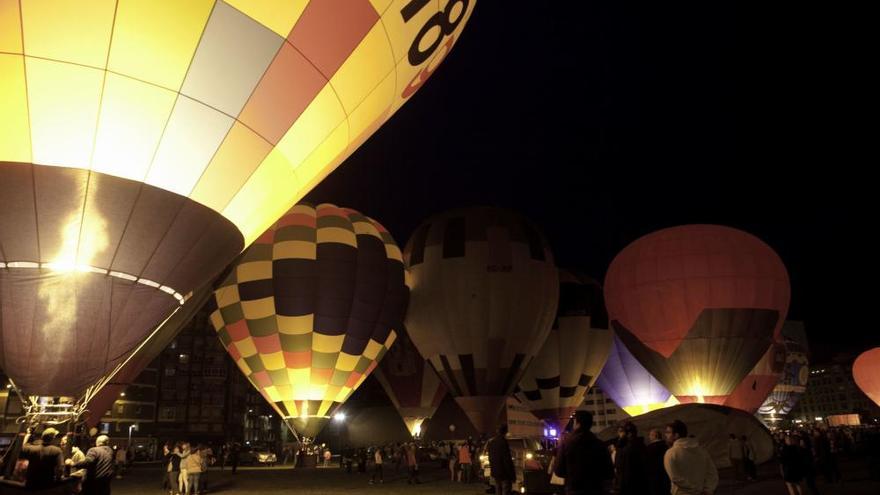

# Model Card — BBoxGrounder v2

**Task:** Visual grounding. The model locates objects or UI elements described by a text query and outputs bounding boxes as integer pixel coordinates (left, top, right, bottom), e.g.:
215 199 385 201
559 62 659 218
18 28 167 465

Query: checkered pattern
514 271 613 428
209 203 407 438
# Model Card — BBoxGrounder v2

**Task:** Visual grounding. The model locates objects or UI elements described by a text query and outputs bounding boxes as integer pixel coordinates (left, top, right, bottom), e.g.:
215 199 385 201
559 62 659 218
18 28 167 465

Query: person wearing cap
68 434 116 495
20 427 65 489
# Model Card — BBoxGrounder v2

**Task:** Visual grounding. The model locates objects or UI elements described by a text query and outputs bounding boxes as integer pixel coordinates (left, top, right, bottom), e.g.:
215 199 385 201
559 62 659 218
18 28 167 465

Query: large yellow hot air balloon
209 204 408 440
0 0 473 417
404 207 559 434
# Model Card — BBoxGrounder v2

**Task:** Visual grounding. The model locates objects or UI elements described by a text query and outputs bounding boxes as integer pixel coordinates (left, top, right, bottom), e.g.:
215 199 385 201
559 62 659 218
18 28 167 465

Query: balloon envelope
604 225 790 405
404 207 559 433
0 0 473 398
515 271 612 429
374 327 446 437
853 348 880 408
758 321 810 419
209 204 407 439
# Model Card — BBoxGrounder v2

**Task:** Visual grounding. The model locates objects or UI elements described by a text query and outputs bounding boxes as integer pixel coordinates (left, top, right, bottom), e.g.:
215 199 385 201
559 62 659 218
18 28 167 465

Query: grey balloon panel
613 308 778 400
597 404 775 469
407 247 557 397
0 162 243 398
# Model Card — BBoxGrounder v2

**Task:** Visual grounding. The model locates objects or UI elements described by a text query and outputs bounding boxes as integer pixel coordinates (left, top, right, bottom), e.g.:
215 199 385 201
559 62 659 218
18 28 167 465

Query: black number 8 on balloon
401 0 470 66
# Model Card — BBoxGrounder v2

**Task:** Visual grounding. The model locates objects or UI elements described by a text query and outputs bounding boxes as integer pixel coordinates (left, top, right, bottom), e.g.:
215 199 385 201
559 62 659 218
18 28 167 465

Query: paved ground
112 458 880 495
116 463 480 495
714 458 880 495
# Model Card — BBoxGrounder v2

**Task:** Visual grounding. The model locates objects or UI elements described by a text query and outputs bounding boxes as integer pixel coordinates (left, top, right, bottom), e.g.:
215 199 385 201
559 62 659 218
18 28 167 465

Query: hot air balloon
604 225 790 405
759 321 810 419
853 348 880 408
724 340 787 414
595 335 677 416
404 207 559 434
374 327 446 437
208 204 408 440
515 271 612 431
0 0 473 419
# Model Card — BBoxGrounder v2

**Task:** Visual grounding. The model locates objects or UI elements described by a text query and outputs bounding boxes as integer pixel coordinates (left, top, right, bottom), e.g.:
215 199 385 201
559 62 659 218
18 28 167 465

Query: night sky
305 2 868 362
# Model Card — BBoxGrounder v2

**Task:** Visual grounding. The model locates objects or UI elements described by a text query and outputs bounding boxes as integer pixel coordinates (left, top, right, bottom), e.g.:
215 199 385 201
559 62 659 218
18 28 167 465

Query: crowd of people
550 411 719 495
2 427 118 495
774 425 880 495
4 417 879 495
161 442 216 495
337 441 428 484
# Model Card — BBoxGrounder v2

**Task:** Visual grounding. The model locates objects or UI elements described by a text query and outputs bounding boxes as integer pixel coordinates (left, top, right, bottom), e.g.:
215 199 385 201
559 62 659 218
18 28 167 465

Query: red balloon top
853 348 880 407
604 225 790 358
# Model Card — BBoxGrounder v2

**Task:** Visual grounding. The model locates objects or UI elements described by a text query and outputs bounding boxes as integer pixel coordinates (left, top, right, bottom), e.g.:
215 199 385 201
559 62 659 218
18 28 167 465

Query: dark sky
306 2 868 362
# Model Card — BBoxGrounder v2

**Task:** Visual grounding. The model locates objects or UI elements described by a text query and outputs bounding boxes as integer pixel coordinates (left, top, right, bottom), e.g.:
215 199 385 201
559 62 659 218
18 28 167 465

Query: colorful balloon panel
0 0 475 246
209 204 407 439
595 335 676 417
515 271 613 429
604 225 790 404
404 207 559 433
758 321 810 418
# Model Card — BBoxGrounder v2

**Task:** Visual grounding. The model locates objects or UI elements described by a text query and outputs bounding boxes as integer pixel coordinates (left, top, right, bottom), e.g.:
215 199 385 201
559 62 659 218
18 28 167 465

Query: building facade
582 385 628 433
791 357 880 426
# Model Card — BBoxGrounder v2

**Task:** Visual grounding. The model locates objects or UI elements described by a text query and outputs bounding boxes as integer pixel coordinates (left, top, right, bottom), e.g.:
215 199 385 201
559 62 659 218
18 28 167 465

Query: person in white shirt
370 447 384 484
663 420 719 495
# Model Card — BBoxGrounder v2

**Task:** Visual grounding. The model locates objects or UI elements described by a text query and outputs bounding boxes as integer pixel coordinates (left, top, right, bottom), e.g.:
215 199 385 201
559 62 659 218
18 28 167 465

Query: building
791 357 880 426
141 306 282 450
582 385 628 432
503 398 544 438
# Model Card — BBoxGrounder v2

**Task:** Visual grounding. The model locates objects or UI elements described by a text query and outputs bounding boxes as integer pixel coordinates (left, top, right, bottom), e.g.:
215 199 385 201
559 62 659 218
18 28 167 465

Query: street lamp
128 424 137 449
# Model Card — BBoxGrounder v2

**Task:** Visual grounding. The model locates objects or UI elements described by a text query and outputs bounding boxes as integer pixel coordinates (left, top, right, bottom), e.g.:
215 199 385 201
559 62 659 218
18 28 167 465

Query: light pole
128 424 137 450
333 413 346 466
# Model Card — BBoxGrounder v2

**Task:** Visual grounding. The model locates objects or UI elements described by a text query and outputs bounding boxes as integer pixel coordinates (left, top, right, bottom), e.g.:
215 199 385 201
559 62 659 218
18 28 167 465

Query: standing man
614 421 648 495
20 427 65 489
458 441 473 483
229 443 240 474
728 433 746 482
68 434 116 495
405 442 421 484
663 420 718 495
487 425 516 495
645 429 671 495
554 411 613 495
370 447 384 484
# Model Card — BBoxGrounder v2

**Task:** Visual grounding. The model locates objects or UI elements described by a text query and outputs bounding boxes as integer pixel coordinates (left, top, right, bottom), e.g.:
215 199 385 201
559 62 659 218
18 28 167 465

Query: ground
112 459 880 495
